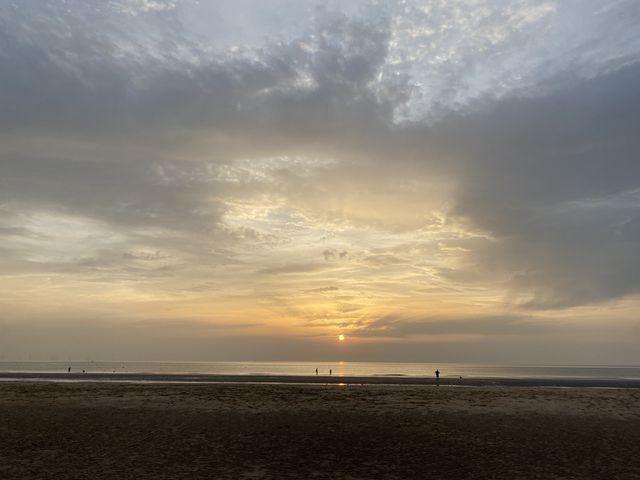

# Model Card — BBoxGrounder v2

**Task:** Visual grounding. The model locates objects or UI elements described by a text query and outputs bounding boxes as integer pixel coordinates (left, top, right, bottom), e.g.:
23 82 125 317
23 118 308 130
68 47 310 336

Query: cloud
303 286 340 294
437 63 640 308
0 0 399 145
353 313 583 338
322 249 348 261
258 263 325 276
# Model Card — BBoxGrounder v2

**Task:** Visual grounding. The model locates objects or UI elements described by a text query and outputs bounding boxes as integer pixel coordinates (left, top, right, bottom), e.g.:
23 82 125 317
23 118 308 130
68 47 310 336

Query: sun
338 334 345 342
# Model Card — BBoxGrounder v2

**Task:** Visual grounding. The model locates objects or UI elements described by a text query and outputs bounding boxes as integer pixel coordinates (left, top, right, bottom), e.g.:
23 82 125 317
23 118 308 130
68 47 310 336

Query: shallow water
1 361 639 380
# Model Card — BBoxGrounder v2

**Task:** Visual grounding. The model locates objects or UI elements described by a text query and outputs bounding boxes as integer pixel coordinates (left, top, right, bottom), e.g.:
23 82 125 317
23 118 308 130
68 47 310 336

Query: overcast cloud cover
1 0 639 363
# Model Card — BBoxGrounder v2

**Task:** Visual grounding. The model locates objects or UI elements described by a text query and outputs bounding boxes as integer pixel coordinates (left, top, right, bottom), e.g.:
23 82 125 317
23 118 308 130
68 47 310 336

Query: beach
1 381 639 479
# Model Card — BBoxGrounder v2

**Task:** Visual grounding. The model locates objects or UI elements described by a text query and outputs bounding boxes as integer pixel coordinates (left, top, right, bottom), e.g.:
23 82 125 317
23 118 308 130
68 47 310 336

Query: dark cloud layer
438 64 640 307
0 0 397 145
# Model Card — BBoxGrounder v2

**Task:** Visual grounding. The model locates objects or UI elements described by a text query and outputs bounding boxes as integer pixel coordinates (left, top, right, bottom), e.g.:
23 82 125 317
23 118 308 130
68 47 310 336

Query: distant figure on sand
330 369 332 375
315 368 318 375
435 369 440 386
67 367 71 373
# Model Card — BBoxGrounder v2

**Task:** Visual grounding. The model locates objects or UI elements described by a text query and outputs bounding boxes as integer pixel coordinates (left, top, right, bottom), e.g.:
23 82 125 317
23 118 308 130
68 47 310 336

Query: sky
1 0 640 364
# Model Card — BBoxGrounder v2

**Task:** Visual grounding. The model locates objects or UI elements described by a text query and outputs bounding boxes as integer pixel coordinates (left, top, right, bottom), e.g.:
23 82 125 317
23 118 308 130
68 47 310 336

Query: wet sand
1 381 639 479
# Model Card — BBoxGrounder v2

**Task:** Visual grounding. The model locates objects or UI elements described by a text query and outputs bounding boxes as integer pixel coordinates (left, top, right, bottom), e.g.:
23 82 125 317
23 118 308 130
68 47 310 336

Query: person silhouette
330 369 332 375
315 368 318 375
435 369 440 386
68 367 71 373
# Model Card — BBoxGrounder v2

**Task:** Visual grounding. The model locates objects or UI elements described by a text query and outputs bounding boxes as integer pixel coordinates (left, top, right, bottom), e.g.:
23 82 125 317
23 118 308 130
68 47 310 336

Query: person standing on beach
67 366 71 373
315 368 318 375
330 369 332 375
435 369 440 386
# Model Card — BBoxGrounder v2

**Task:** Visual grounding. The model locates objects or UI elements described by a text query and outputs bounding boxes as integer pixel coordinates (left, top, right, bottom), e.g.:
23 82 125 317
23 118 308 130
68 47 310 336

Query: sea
1 361 639 380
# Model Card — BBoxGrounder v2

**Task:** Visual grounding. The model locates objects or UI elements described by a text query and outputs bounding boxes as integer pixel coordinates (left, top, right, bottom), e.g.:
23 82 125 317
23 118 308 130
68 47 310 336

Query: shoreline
2 371 640 388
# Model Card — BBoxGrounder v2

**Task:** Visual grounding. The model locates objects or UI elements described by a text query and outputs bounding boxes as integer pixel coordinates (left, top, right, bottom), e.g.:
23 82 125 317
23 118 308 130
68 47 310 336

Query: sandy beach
1 381 639 479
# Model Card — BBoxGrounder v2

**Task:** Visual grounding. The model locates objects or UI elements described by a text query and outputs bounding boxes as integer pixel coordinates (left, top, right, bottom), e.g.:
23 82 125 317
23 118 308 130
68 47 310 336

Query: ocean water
0 361 639 380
